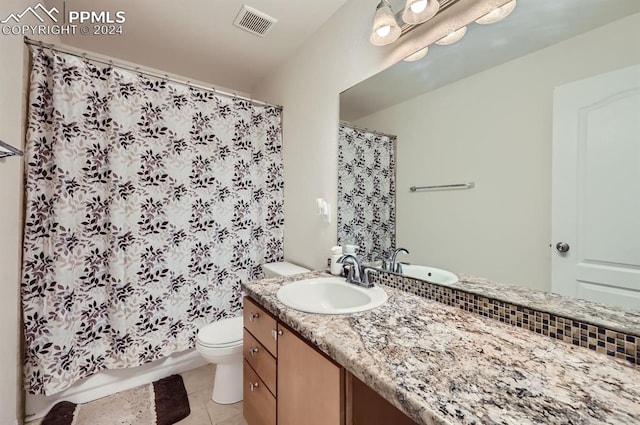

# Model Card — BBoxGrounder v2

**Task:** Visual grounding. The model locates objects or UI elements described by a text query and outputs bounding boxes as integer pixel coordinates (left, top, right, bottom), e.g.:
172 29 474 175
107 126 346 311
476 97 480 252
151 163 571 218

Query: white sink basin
400 265 459 285
276 277 387 314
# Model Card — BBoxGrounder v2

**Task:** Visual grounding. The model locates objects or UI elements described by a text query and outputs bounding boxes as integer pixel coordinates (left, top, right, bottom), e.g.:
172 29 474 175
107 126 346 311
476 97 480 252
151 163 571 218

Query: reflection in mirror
339 0 640 315
337 124 396 262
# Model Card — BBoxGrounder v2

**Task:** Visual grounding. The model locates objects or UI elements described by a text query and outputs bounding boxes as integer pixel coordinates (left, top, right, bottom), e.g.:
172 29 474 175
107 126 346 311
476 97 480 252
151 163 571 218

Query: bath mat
41 374 190 425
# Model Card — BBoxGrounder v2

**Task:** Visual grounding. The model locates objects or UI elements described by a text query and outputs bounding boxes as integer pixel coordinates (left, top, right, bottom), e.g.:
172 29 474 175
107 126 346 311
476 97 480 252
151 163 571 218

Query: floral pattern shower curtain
21 47 284 395
337 124 396 262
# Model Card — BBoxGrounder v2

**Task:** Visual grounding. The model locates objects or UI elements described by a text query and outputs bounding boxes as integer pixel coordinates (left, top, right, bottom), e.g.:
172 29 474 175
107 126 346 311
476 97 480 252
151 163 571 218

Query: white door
552 64 640 310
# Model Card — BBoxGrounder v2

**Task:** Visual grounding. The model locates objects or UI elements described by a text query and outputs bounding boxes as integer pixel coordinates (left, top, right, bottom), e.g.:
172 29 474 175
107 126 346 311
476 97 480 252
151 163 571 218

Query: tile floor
26 364 247 425
178 365 247 425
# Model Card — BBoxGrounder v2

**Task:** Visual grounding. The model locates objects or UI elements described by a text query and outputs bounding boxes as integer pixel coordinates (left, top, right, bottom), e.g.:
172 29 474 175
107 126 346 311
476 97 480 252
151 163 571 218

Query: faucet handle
377 257 391 271
346 263 357 282
361 267 377 288
395 261 410 274
338 254 359 283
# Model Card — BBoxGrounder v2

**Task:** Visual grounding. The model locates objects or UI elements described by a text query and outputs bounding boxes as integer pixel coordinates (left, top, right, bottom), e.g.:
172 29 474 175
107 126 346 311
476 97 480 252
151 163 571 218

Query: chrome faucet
389 248 409 273
338 254 375 288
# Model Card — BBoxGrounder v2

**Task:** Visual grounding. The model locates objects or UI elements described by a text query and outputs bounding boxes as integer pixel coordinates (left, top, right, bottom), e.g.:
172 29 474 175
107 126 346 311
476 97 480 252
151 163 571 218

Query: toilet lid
197 316 243 346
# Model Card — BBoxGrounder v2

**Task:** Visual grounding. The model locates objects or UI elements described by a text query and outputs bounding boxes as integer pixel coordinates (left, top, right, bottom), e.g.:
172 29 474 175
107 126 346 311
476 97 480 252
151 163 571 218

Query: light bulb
435 26 467 46
402 0 439 25
370 0 401 46
376 25 391 37
410 0 427 13
475 0 516 25
403 46 428 62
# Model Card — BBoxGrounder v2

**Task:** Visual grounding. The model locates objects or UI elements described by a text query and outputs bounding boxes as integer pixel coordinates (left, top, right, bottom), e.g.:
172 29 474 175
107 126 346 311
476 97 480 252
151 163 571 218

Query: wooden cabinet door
277 323 344 425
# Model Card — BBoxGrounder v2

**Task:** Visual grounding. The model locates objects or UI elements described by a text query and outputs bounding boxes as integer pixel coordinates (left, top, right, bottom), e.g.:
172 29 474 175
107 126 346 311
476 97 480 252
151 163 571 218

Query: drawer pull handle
249 312 260 322
249 347 259 356
249 382 260 392
272 328 283 340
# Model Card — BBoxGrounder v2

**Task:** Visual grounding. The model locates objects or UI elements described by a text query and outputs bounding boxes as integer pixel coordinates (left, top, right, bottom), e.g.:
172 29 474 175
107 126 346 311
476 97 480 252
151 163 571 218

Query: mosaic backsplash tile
372 271 640 367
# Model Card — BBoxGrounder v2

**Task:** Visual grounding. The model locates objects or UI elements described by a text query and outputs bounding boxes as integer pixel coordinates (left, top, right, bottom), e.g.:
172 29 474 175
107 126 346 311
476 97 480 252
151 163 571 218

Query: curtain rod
24 37 282 110
339 121 397 141
0 139 23 158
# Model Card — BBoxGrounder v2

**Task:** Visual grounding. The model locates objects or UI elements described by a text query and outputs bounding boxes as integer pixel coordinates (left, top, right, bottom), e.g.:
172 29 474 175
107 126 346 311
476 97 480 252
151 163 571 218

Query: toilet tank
262 262 309 278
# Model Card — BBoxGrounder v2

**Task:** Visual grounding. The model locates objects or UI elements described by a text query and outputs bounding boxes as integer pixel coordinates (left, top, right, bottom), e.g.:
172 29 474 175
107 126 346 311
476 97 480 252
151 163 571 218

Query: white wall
252 0 398 270
254 0 510 270
353 13 640 291
0 1 60 422
0 36 27 425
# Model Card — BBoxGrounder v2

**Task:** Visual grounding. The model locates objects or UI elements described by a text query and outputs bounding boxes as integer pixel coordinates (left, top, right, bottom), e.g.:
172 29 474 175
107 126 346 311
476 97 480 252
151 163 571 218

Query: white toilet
196 316 243 404
196 261 309 404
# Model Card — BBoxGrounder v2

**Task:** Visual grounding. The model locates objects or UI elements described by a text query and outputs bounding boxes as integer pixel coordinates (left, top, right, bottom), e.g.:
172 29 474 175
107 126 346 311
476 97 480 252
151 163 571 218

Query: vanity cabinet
243 296 344 425
243 296 413 425
277 323 343 425
346 373 417 425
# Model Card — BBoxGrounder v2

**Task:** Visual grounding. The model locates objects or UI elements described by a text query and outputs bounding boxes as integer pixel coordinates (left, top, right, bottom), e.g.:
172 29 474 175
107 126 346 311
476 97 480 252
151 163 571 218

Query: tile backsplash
373 271 639 367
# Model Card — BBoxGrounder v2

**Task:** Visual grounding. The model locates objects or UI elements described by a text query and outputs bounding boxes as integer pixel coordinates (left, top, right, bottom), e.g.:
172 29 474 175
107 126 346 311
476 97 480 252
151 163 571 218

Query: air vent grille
233 5 277 37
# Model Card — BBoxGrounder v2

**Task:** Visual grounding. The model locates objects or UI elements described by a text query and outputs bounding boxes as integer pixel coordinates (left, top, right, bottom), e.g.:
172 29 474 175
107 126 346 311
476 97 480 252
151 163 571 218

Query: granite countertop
242 271 640 425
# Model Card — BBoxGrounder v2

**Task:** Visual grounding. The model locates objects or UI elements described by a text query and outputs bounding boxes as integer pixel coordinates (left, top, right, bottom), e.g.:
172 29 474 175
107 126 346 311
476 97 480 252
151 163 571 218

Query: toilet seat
197 316 243 348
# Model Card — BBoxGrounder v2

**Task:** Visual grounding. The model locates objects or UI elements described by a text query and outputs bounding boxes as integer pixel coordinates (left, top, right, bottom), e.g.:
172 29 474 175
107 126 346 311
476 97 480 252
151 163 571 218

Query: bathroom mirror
338 0 640 319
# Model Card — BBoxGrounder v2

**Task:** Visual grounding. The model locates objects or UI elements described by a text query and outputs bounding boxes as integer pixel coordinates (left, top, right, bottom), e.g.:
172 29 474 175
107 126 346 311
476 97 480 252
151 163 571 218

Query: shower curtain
337 124 396 262
21 47 284 395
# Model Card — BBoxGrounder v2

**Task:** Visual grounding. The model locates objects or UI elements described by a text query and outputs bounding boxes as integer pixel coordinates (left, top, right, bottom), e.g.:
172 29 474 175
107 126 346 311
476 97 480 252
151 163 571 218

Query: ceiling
341 0 640 121
43 0 348 94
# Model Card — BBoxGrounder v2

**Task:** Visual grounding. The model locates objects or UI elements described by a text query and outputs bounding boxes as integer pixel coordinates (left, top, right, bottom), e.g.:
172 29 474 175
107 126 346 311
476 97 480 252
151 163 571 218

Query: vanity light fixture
434 26 467 45
402 46 429 62
475 0 516 24
370 0 402 46
372 0 517 63
402 0 440 25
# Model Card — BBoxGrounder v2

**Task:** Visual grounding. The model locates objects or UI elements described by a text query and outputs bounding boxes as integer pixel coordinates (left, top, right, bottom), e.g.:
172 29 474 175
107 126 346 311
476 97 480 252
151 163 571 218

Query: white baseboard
25 348 207 422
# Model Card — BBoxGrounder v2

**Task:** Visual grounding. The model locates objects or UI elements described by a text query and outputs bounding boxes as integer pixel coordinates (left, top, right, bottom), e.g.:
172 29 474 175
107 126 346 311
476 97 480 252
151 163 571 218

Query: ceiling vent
233 5 277 37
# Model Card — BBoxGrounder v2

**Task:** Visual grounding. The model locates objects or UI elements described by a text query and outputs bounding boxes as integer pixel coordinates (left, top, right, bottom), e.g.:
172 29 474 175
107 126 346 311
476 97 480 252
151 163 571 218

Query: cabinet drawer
244 360 276 425
244 329 276 396
243 297 277 356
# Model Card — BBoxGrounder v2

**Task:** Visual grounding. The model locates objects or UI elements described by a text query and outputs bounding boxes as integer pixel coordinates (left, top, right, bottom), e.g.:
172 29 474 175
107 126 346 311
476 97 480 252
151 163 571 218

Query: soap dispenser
330 246 343 275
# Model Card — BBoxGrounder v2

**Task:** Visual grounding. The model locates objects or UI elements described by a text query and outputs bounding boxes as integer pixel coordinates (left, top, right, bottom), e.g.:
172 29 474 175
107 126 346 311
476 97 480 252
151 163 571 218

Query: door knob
556 242 570 253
